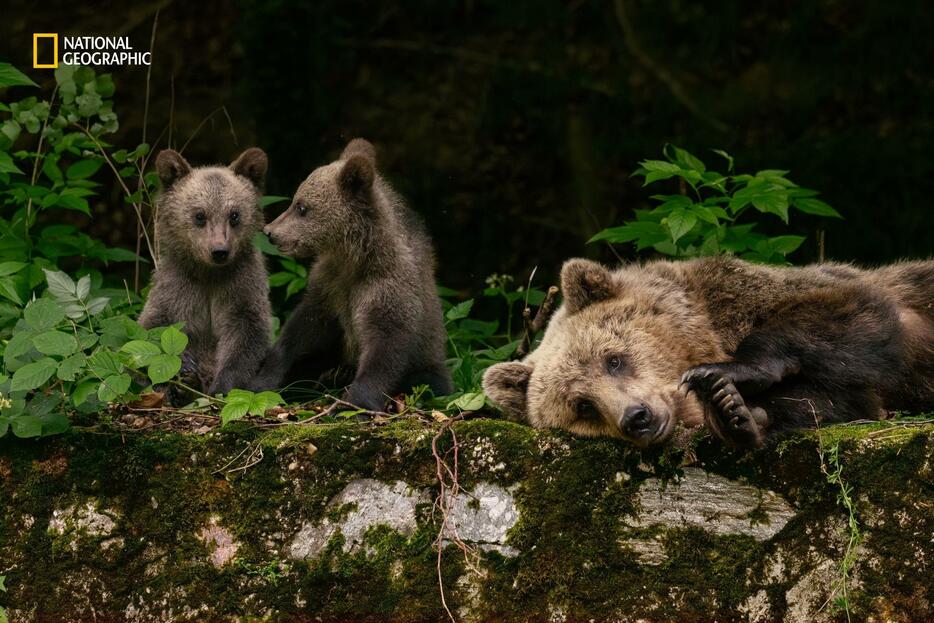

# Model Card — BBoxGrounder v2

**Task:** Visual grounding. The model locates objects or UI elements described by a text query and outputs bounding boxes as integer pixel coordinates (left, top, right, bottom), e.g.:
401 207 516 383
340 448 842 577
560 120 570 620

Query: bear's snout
263 226 275 245
621 403 653 438
211 246 230 264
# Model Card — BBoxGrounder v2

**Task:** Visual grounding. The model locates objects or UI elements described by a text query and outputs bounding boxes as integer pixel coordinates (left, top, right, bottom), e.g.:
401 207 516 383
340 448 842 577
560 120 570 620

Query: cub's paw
681 366 768 448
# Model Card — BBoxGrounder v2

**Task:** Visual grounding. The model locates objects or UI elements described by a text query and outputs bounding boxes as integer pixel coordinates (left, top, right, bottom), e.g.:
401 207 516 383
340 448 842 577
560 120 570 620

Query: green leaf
11 416 43 438
767 235 806 255
666 208 698 243
10 357 57 391
120 340 161 366
448 392 486 412
0 261 26 277
0 63 38 88
249 391 283 416
252 231 287 257
0 152 23 175
98 373 131 402
445 299 474 322
66 158 103 180
23 298 66 331
221 390 253 425
637 159 682 185
32 330 77 356
665 145 705 173
710 149 734 172
0 277 23 305
259 195 290 207
72 379 98 406
794 197 842 218
43 269 77 301
147 353 181 384
160 327 188 356
57 353 87 381
39 412 71 436
588 221 668 247
87 349 123 376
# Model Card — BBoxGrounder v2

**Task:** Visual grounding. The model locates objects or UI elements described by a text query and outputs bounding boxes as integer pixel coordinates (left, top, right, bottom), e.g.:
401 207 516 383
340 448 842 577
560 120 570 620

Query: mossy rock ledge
1 418 932 622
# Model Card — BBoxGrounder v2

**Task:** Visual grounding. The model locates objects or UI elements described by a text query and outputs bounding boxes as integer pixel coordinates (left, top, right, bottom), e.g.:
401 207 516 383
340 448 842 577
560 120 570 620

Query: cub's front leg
342 292 415 412
247 283 342 392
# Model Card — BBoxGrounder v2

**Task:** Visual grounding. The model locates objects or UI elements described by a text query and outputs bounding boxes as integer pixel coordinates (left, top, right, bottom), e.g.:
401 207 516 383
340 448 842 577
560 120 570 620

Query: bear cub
251 138 453 410
139 148 272 397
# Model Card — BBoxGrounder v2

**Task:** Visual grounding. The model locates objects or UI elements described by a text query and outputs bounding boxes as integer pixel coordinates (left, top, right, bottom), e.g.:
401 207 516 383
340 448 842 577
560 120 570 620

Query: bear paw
681 365 768 448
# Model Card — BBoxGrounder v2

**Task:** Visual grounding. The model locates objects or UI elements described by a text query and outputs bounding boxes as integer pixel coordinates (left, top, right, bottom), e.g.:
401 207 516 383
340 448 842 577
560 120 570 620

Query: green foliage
219 388 284 425
0 63 183 438
440 275 546 400
816 435 861 622
590 145 842 263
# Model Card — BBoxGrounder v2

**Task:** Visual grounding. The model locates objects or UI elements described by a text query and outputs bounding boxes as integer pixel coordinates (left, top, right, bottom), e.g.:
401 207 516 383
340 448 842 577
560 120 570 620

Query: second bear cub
252 139 452 409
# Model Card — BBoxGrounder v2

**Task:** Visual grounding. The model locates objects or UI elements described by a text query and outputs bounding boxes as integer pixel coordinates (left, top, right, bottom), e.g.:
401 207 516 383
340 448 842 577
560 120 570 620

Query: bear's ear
155 149 191 189
561 258 618 313
230 147 268 190
483 361 533 423
341 138 376 162
339 154 375 197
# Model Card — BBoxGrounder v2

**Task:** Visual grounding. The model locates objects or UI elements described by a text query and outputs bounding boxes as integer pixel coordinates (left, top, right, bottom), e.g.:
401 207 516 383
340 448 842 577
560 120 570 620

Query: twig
180 106 238 155
431 415 476 623
516 285 559 358
613 0 728 133
75 125 158 268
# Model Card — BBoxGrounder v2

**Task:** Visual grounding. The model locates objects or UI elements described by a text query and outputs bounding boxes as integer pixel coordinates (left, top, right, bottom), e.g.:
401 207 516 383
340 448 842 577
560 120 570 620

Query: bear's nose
211 247 230 263
622 404 653 437
263 227 275 245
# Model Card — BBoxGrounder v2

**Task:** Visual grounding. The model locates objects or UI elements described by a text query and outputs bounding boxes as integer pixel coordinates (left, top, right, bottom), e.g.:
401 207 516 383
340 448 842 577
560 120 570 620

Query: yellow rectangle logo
33 33 59 69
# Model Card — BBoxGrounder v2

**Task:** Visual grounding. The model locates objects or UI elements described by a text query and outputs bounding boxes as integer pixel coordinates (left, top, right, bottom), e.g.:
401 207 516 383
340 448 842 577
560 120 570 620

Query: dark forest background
2 0 932 290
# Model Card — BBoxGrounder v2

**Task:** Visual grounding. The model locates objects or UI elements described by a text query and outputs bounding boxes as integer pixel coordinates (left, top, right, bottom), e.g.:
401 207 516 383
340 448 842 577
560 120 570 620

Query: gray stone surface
625 466 796 540
443 481 520 556
288 478 429 560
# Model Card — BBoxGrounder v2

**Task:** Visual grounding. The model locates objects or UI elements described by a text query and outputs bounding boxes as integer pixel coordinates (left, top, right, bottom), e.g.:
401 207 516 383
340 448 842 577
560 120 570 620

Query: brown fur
249 139 452 409
484 256 934 448
139 148 272 396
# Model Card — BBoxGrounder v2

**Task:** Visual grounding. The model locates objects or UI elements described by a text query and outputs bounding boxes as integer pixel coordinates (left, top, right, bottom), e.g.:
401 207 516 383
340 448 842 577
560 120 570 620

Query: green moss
0 417 932 621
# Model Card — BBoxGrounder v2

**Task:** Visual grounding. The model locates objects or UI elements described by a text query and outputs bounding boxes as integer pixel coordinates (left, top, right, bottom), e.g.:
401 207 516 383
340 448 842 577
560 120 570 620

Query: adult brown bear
483 256 933 448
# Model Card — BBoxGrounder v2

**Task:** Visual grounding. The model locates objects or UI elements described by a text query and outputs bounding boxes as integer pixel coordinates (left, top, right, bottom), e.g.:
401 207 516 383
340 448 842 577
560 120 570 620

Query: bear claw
681 364 768 447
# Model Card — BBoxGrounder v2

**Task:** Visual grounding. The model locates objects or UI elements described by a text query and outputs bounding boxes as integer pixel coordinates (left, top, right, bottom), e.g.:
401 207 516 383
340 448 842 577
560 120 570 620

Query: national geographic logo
32 34 151 69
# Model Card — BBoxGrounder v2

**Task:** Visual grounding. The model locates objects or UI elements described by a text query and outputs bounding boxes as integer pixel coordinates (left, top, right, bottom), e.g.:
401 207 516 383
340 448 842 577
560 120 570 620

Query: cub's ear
155 149 191 188
341 138 376 162
561 258 617 313
230 147 268 189
339 154 375 197
482 361 533 423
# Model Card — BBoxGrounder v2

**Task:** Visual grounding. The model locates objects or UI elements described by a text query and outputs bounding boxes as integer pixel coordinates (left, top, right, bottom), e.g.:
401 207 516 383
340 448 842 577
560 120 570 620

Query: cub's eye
606 355 625 375
194 211 207 227
574 399 600 422
229 211 241 226
295 202 307 217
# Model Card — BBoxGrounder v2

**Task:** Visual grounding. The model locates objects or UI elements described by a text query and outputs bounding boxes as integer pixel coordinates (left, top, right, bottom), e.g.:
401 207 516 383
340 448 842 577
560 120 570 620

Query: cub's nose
622 404 653 437
263 227 275 245
211 247 230 264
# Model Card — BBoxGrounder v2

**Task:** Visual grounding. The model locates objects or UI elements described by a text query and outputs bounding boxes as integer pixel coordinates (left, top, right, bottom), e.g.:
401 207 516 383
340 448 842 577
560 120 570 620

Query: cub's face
484 259 719 448
155 148 267 267
264 139 376 259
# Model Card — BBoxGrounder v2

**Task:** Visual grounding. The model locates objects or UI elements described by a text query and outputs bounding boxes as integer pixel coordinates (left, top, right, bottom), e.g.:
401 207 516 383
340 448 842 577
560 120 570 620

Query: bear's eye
574 399 600 422
229 211 241 226
194 211 207 227
606 354 626 375
295 202 307 217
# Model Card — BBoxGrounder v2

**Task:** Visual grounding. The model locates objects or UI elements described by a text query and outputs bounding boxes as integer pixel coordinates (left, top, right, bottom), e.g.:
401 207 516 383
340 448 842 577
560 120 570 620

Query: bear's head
483 259 723 447
155 148 268 268
263 138 377 258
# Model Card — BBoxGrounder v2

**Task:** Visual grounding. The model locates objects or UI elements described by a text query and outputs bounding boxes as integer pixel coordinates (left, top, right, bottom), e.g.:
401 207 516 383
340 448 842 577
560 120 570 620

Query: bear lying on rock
484 256 933 448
